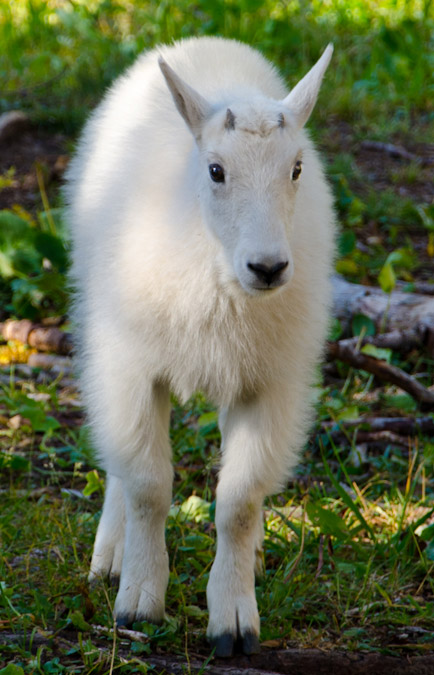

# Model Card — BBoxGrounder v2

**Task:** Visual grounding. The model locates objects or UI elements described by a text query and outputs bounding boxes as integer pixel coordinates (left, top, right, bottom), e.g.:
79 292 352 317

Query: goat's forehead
209 99 295 137
204 110 299 167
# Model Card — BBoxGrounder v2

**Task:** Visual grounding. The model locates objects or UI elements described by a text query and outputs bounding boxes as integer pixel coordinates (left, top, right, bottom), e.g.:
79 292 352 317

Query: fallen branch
323 416 434 436
396 281 434 296
361 140 434 166
0 319 73 355
327 340 434 411
336 329 424 354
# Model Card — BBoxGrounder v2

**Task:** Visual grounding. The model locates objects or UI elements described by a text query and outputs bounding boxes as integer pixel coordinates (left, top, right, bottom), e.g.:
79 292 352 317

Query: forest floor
1 114 434 675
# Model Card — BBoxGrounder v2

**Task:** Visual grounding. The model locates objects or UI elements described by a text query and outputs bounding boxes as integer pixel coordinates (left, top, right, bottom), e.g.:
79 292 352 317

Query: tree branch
327 340 434 411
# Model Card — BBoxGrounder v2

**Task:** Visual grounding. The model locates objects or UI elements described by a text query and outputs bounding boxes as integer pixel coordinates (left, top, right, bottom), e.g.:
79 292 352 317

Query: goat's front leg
207 389 303 657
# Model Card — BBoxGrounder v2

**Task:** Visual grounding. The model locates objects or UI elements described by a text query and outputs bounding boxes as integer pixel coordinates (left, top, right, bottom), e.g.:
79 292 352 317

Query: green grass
1 371 434 672
1 0 434 672
1 0 433 133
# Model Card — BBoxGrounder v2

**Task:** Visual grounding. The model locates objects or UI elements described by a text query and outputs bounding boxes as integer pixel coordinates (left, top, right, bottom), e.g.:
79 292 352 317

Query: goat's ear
282 44 333 129
159 56 211 140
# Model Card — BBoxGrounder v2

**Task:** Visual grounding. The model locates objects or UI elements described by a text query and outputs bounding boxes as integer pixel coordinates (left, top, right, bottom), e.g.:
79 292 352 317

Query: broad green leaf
197 411 218 427
418 523 434 541
352 314 376 337
306 501 348 539
170 495 212 523
336 405 360 421
0 666 25 675
416 204 434 231
361 344 392 362
378 260 396 293
338 231 356 256
336 258 359 276
328 318 343 341
0 210 31 241
34 231 68 270
424 540 434 561
18 406 61 432
83 469 105 497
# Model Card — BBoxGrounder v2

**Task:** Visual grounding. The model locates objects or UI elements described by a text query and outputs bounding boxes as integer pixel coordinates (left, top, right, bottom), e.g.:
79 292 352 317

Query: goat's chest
157 292 282 406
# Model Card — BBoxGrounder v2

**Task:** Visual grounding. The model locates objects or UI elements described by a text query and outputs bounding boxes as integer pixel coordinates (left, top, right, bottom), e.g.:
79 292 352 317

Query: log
331 276 434 353
0 319 73 355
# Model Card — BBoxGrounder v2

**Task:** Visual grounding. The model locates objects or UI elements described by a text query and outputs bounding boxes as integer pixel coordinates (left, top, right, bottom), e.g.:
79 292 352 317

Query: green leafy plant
0 209 69 319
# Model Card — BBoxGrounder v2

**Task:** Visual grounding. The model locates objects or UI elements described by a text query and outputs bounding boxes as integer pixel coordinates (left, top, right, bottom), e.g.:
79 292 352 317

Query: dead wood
336 329 423 353
0 319 73 355
327 340 434 411
0 111 30 143
396 281 434 296
332 276 434 354
27 352 72 373
361 139 434 166
323 416 434 436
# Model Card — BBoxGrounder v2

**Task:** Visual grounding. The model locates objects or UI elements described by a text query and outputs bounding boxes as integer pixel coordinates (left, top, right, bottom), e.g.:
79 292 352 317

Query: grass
1 0 433 134
1 0 434 672
1 370 434 672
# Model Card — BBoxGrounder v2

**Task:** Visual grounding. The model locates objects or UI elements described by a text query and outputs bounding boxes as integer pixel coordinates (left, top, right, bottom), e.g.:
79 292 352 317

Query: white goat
65 37 335 657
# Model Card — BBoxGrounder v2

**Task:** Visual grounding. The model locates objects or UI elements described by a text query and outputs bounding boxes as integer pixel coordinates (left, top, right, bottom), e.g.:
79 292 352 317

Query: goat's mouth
242 281 288 297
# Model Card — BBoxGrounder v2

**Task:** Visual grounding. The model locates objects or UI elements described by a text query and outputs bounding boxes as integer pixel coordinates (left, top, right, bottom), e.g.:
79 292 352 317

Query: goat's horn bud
225 108 235 130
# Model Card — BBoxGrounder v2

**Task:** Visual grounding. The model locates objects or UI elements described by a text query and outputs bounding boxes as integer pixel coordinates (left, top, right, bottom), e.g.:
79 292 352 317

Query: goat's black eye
209 163 225 183
291 160 302 181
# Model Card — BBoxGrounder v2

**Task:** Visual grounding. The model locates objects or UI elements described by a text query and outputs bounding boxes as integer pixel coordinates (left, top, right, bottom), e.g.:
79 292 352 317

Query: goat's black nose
247 260 289 286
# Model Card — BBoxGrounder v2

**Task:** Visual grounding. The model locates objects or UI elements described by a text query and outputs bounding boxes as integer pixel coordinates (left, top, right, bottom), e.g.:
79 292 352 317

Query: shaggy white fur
65 36 336 657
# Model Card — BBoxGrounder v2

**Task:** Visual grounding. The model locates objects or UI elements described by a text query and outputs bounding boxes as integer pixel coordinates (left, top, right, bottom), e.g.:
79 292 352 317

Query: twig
92 623 151 645
396 281 434 296
327 341 434 411
322 416 434 436
361 140 434 166
336 329 423 354
351 430 409 447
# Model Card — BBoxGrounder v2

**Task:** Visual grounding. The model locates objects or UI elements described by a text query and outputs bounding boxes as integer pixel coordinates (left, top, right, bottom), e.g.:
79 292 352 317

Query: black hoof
115 613 134 628
240 631 260 655
209 632 235 658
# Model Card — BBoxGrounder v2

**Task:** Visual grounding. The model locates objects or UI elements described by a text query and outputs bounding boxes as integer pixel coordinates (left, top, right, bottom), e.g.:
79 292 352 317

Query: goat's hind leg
114 383 172 626
89 377 172 626
89 473 125 586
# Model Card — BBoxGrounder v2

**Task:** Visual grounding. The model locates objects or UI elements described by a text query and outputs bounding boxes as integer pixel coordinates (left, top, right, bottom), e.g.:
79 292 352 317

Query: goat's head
159 45 333 296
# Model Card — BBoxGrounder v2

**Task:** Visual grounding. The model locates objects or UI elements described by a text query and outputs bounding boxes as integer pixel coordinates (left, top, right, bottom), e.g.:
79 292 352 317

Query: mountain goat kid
65 37 335 657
